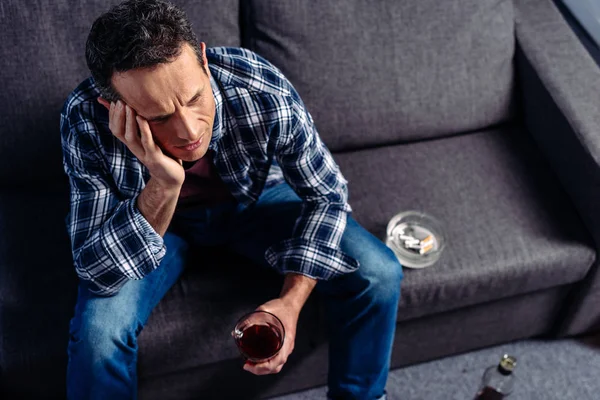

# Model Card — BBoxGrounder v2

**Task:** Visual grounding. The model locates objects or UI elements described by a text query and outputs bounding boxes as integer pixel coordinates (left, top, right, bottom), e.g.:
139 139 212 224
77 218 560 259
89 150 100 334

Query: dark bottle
474 354 517 399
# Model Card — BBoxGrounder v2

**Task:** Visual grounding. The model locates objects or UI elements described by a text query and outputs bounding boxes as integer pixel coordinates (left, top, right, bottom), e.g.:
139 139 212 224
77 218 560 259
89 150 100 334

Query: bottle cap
498 354 517 375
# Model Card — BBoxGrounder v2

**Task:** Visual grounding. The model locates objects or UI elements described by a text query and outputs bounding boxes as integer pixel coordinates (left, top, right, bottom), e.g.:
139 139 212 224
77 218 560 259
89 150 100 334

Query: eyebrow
147 88 204 122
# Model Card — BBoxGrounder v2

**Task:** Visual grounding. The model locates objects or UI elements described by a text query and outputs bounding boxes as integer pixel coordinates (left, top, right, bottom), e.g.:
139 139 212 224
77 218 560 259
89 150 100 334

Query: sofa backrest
0 0 519 183
242 0 517 152
0 0 240 187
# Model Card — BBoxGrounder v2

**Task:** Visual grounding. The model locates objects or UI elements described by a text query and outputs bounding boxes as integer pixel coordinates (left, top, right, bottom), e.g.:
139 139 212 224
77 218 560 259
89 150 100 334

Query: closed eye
188 93 201 105
147 88 203 122
151 115 170 124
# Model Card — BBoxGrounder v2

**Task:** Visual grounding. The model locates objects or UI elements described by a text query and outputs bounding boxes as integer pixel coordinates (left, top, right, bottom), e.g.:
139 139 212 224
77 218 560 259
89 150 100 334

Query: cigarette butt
400 235 418 241
420 239 433 247
420 243 434 254
421 235 433 243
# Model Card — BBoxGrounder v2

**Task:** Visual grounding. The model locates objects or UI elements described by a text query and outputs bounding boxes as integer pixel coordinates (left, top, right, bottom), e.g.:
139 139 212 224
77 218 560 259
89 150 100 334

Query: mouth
177 136 203 152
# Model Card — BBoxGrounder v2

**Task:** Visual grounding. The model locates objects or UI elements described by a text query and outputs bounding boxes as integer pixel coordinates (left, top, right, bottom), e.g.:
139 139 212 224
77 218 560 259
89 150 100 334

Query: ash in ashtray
386 211 445 269
389 223 439 256
397 226 435 255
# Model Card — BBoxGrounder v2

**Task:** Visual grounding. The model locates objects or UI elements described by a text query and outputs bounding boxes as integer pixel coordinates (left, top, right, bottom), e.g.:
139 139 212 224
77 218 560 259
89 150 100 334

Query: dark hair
85 0 203 102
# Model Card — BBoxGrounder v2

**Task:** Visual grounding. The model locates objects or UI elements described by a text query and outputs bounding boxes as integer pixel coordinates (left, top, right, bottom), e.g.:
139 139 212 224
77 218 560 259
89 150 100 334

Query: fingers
136 115 158 154
242 346 290 375
109 101 124 140
244 357 275 375
124 105 145 155
124 105 137 142
243 358 285 375
109 101 144 156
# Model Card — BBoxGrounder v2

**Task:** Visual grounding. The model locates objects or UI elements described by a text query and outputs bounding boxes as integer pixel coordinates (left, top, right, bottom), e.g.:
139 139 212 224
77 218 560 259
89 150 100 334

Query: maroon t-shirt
176 150 236 210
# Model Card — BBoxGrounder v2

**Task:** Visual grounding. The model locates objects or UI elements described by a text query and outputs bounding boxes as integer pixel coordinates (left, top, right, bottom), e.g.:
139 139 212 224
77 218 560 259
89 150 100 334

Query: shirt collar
208 73 223 152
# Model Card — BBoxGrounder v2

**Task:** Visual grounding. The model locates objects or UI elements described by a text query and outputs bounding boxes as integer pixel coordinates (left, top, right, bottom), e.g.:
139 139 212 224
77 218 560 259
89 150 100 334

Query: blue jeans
66 183 403 400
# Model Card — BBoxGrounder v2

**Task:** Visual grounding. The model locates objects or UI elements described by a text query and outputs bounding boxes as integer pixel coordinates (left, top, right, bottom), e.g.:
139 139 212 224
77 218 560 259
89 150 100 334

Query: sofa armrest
555 0 600 68
562 0 600 49
515 0 600 336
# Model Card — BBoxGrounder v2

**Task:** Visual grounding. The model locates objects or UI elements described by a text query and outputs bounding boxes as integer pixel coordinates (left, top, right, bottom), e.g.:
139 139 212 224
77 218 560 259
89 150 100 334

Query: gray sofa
1 0 600 398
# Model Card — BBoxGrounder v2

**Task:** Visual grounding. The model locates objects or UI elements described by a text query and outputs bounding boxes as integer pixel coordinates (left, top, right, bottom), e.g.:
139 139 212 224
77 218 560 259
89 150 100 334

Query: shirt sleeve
61 107 166 296
264 96 360 280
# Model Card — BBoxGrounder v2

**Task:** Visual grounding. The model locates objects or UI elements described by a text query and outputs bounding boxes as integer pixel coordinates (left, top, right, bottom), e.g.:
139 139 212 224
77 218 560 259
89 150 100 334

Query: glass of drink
231 310 285 363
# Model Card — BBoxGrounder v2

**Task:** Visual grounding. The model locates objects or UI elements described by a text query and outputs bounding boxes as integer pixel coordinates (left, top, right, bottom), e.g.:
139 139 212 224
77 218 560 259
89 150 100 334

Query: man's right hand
100 98 185 189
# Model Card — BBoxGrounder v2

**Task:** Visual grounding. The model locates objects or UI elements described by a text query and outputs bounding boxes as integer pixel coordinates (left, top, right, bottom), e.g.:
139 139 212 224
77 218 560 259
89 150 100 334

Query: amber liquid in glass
236 324 282 360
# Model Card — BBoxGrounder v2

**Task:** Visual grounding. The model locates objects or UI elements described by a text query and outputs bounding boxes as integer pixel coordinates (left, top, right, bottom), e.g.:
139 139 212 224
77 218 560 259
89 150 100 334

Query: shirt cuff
264 237 359 280
131 196 166 254
108 196 166 278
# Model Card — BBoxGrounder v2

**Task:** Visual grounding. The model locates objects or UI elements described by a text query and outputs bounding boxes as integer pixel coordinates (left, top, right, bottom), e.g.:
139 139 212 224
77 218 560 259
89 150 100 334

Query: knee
360 246 403 304
68 309 138 363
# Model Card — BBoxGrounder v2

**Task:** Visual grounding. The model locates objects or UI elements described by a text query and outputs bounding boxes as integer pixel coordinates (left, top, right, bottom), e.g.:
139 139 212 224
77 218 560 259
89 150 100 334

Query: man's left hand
243 298 300 375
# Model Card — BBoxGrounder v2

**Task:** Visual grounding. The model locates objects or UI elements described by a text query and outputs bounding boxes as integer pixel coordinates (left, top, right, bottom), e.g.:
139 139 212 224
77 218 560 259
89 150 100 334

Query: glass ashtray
385 211 446 269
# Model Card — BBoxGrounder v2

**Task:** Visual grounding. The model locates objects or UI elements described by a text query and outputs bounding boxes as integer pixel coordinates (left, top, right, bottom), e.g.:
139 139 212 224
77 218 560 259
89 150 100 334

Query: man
61 0 403 399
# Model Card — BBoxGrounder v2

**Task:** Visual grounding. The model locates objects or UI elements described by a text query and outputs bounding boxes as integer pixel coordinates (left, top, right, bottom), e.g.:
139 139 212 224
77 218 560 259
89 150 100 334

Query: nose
173 108 200 143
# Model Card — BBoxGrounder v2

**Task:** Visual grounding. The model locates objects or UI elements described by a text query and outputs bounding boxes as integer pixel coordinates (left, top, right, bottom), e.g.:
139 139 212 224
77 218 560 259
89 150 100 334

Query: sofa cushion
135 128 596 382
0 0 240 186
243 0 516 152
333 126 596 321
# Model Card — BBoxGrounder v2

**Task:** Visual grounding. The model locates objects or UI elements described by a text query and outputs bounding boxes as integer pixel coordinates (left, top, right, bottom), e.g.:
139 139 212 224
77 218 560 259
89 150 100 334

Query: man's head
86 0 215 162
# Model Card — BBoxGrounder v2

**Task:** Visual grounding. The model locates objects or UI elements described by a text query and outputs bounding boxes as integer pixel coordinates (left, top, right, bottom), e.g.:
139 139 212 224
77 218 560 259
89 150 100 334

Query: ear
97 97 111 111
200 42 209 74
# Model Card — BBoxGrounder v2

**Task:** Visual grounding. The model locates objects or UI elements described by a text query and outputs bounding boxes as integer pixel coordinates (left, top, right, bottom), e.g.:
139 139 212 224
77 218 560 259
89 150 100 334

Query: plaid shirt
61 47 359 296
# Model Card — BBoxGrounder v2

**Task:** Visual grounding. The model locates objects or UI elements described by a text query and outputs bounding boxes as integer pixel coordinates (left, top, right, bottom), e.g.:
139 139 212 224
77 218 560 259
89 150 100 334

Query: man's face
111 42 215 162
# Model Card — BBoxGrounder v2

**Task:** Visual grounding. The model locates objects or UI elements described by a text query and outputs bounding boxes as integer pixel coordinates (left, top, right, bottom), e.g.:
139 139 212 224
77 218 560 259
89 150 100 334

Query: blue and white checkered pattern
61 47 359 296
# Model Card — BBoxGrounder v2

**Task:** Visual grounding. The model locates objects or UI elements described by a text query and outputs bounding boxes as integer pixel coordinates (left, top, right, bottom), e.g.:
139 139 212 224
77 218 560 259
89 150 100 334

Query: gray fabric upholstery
137 287 568 399
133 127 596 391
556 0 600 65
0 191 76 397
333 127 595 321
243 0 516 152
0 0 240 186
514 0 600 335
2 0 600 398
